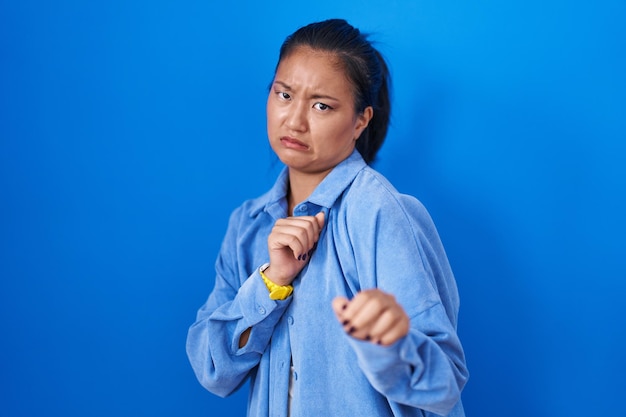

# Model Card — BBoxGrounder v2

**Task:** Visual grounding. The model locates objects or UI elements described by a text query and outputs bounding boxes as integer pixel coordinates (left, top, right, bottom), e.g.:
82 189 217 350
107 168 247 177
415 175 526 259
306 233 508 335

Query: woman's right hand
264 211 325 286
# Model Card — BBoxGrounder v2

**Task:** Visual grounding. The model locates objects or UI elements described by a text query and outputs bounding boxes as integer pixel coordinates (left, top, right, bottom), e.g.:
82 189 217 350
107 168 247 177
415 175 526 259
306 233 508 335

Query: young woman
186 19 468 417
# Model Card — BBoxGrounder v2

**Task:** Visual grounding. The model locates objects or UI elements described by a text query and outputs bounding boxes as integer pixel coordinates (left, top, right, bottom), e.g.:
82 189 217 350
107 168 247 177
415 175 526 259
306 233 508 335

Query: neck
287 168 330 215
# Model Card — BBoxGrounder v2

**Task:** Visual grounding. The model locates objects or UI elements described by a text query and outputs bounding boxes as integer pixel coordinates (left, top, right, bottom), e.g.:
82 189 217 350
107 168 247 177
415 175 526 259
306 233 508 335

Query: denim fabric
186 150 468 416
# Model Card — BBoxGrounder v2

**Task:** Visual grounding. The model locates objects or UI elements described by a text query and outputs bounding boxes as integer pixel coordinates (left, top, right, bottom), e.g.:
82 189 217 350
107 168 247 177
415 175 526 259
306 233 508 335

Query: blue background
1 1 624 416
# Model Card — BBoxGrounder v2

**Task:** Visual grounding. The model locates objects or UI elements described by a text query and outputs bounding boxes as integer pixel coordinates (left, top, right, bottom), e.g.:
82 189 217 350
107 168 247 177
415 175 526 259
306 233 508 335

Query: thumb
315 211 325 228
331 296 349 316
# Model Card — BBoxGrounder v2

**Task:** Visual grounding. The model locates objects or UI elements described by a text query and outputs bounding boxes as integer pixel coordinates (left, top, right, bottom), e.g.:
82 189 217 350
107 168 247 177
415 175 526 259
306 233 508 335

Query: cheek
331 119 359 143
266 97 286 121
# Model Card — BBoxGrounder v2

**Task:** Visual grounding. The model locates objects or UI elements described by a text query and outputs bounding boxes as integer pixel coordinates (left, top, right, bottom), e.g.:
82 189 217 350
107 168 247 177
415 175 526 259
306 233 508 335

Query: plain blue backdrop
1 1 625 416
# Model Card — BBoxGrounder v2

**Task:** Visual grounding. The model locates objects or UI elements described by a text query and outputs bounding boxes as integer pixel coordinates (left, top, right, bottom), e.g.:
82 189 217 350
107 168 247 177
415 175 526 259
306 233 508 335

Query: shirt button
297 204 307 213
292 371 298 381
287 316 294 325
258 306 266 315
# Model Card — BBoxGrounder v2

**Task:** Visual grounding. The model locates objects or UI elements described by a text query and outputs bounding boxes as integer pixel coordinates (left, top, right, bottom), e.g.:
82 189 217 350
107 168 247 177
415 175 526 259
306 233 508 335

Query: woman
186 19 468 417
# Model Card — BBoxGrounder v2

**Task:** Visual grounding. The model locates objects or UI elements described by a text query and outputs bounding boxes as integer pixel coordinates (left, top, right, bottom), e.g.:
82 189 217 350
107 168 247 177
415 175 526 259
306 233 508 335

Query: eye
277 91 291 101
313 102 333 111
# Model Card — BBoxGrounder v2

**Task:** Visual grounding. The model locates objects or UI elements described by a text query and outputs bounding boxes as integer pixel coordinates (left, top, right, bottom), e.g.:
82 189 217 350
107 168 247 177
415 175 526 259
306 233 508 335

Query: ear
354 106 374 140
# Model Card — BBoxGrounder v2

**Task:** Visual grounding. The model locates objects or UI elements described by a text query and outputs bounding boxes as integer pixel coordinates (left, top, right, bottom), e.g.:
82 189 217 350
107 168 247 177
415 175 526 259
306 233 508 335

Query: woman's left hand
332 289 410 346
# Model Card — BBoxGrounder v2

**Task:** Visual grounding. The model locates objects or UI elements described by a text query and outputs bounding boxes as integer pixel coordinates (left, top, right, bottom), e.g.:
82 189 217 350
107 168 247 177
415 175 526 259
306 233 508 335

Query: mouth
280 136 310 151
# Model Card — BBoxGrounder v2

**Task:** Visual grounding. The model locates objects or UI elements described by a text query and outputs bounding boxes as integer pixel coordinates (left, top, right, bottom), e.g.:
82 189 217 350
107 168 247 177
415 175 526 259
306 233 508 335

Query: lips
280 136 309 150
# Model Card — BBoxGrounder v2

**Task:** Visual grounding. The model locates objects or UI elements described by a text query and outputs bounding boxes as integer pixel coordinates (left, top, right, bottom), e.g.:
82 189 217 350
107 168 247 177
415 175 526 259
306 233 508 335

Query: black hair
275 19 391 164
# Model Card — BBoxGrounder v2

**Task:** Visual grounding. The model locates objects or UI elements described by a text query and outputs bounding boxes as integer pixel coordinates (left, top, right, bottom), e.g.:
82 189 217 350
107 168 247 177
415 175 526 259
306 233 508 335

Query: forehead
275 47 353 96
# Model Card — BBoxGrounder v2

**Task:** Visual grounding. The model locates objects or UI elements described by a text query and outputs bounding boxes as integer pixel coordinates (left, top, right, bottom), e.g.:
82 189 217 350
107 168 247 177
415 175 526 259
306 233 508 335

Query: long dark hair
275 19 391 164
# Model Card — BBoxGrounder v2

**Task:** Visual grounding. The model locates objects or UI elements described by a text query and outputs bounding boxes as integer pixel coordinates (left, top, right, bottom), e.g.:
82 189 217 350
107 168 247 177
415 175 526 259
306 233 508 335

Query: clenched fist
263 211 325 286
332 289 410 346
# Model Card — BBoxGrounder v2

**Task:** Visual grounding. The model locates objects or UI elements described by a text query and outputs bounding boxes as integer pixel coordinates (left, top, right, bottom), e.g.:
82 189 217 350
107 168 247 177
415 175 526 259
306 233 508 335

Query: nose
285 101 308 132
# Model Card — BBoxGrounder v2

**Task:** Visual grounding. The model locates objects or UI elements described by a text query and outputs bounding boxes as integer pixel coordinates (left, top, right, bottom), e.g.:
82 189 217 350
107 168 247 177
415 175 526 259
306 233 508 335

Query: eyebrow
273 80 340 102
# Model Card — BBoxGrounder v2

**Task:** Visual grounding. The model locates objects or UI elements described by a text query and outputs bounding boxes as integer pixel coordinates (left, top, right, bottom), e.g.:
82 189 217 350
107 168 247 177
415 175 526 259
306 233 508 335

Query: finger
334 291 381 340
268 230 309 260
332 296 349 318
340 289 375 319
344 322 371 341
334 296 366 337
272 221 316 258
366 307 403 342
377 315 410 346
346 293 392 331
282 214 322 247
275 217 321 257
303 213 323 246
338 290 410 345
341 289 393 327
315 211 325 229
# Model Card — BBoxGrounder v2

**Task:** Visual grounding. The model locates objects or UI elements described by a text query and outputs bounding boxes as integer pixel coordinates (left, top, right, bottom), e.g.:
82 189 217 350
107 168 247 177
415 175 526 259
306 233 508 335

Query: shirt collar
306 149 367 209
247 150 367 219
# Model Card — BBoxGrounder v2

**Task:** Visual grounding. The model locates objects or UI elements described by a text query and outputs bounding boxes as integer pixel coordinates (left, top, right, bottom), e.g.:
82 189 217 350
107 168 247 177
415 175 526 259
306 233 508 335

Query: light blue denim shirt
187 150 468 417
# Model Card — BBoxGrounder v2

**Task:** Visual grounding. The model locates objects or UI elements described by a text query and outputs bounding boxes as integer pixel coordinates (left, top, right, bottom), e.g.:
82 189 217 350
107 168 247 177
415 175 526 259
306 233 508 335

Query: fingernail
348 326 356 334
377 340 382 345
302 253 307 261
307 249 313 257
342 320 350 326
342 303 348 311
297 254 302 261
365 335 371 341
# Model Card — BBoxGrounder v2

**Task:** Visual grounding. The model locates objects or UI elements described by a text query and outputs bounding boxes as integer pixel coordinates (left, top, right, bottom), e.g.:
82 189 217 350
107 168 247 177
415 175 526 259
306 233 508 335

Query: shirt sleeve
347 306 466 416
185 209 292 397
344 181 469 415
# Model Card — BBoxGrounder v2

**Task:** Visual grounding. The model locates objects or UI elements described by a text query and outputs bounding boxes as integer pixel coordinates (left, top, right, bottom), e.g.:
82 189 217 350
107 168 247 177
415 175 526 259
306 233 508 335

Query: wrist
260 263 293 300
262 265 291 286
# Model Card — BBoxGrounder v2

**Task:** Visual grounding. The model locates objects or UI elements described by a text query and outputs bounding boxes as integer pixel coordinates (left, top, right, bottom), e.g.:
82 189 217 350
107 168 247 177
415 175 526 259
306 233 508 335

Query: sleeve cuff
232 266 292 354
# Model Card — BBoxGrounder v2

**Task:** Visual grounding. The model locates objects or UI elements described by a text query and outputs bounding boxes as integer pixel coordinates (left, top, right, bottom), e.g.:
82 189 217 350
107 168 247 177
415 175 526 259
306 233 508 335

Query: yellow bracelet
259 263 293 300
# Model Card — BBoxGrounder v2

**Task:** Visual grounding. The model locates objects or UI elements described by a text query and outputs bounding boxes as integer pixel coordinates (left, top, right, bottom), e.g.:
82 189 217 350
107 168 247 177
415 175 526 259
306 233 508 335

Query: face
267 47 372 177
